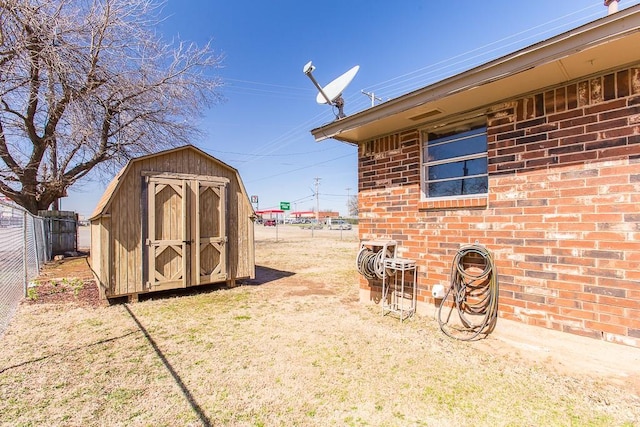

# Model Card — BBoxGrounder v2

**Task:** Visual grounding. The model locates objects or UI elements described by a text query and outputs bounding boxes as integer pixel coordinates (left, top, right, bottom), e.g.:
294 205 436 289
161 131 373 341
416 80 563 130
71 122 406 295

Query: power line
244 153 354 183
220 86 310 100
323 192 351 197
359 3 606 103
225 78 311 92
210 146 338 157
239 110 334 163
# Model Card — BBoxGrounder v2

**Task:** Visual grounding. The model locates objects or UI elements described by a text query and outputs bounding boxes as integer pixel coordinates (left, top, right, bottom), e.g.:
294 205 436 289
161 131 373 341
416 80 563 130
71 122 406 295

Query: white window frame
421 124 488 200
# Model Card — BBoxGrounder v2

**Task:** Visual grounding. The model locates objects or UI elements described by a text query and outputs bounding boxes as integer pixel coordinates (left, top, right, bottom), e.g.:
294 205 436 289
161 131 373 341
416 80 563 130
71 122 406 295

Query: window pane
428 176 488 197
462 176 488 195
427 128 484 146
427 132 487 161
428 158 487 181
428 180 461 198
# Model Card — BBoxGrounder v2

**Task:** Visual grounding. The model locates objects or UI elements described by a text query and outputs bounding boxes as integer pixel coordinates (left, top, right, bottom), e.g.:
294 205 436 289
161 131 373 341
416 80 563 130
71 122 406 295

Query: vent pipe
604 0 619 14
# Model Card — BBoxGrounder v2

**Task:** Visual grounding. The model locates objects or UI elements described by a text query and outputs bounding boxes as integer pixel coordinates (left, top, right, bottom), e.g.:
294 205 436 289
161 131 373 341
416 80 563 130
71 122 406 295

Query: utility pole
314 177 321 223
311 177 321 238
361 90 383 107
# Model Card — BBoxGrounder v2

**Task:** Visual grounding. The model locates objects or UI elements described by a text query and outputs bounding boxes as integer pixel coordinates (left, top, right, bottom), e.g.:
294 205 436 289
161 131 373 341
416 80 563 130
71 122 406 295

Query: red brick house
311 6 640 347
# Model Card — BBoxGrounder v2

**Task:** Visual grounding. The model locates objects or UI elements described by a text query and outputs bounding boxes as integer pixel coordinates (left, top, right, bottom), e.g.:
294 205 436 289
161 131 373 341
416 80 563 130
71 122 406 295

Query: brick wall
357 65 640 347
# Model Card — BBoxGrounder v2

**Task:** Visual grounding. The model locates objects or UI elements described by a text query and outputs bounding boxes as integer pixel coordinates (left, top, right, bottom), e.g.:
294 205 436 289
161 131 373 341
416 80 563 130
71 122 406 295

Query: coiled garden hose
356 246 395 280
437 244 499 341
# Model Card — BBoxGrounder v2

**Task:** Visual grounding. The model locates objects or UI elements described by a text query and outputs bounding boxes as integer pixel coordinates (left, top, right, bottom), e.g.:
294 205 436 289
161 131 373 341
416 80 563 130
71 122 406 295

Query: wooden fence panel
38 210 78 255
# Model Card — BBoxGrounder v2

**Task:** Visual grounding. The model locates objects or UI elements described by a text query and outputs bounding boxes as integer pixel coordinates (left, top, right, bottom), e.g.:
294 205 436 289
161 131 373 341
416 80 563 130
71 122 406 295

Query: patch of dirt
283 280 335 297
25 255 102 307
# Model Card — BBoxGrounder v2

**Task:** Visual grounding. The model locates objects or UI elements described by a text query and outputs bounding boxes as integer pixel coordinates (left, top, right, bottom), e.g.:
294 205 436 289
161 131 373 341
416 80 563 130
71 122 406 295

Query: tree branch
0 0 223 214
0 120 23 176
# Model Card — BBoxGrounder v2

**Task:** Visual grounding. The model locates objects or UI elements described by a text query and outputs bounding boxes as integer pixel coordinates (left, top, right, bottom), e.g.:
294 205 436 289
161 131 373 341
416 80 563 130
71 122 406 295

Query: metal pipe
605 0 619 14
304 71 333 106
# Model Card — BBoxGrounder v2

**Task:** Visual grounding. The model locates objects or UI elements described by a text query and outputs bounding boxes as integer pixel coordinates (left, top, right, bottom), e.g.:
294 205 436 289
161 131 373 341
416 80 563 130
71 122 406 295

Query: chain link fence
0 201 51 337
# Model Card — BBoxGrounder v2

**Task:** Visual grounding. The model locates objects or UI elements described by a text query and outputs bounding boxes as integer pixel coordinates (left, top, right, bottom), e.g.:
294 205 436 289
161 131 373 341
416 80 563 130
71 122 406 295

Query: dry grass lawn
1 225 639 426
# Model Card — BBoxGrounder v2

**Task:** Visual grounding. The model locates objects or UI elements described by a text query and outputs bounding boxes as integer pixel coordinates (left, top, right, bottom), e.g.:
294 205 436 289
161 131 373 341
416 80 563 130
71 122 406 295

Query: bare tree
0 0 223 214
347 194 358 217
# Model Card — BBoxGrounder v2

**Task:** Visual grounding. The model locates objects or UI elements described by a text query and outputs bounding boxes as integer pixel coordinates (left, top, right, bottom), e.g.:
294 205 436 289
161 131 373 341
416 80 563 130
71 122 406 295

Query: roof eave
311 4 640 143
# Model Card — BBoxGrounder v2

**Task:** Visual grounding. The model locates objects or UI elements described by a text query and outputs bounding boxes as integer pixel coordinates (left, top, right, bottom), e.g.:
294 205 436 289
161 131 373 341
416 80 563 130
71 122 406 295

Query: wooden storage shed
89 145 255 300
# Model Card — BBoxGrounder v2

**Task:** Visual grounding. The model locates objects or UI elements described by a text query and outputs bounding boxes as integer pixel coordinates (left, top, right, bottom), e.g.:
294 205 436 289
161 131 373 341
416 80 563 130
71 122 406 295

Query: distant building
255 209 285 221
289 210 340 220
320 211 340 220
289 211 316 219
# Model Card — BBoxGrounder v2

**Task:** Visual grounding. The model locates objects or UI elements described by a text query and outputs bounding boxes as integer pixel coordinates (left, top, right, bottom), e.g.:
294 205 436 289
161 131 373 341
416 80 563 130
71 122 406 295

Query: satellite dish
303 61 359 119
315 65 359 105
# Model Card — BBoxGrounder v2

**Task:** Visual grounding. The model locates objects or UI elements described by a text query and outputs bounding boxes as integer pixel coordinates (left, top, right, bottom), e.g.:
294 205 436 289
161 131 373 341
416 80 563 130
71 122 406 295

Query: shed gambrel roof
312 4 640 143
90 145 252 220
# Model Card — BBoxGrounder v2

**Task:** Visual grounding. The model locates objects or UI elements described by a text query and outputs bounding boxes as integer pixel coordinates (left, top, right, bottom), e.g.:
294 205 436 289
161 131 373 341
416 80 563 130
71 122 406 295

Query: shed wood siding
90 216 111 300
358 65 640 347
90 146 254 299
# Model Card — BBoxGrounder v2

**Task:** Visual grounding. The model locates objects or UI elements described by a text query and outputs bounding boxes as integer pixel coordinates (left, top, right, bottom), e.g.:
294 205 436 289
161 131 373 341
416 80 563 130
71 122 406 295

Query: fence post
33 217 40 273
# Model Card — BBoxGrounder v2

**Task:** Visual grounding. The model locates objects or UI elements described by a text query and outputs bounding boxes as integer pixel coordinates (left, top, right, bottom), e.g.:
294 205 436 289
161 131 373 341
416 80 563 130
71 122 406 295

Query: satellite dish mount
303 61 359 120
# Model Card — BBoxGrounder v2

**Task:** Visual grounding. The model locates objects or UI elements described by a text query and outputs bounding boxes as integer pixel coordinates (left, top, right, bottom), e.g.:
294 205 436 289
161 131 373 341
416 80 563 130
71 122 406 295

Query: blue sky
64 0 640 218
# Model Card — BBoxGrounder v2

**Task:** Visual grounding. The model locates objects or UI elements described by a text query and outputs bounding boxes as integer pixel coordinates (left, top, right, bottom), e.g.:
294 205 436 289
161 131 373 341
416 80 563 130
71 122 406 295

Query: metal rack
356 240 397 280
382 257 417 322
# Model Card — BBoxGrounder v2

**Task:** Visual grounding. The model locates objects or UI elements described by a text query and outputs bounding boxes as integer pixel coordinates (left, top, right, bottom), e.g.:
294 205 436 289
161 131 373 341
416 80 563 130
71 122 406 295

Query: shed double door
145 174 228 290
